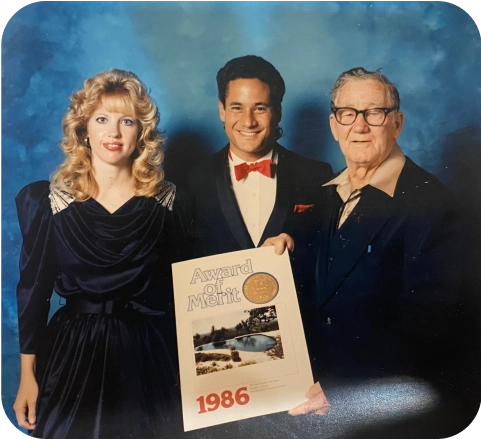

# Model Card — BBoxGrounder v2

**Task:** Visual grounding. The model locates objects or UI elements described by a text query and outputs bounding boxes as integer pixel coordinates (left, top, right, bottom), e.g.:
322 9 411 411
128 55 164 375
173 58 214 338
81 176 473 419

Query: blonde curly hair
52 69 164 199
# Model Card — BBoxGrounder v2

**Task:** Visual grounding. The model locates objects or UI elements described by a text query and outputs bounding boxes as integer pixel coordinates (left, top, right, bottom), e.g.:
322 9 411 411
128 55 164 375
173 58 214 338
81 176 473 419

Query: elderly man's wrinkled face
329 79 404 169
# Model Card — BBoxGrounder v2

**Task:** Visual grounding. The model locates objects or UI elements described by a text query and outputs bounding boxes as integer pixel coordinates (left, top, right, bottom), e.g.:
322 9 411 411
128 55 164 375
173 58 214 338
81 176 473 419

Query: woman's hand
13 354 38 430
288 382 330 416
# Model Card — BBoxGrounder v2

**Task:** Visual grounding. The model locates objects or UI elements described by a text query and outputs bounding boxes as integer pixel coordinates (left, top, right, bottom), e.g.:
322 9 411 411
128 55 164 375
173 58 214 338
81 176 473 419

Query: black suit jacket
187 143 332 255
185 144 332 316
309 157 463 379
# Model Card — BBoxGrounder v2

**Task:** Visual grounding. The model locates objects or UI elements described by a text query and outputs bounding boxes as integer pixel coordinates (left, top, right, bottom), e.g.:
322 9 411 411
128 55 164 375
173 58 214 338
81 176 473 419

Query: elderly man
287 68 479 437
301 67 463 382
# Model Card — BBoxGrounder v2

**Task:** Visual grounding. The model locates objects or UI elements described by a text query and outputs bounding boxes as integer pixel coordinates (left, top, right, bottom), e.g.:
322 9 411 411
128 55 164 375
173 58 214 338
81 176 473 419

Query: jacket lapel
259 145 294 245
315 185 341 307
321 185 396 305
214 147 255 249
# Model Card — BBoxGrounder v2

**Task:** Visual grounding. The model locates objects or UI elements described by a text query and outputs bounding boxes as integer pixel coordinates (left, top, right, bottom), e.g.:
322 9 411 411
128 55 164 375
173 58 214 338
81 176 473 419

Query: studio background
2 1 481 435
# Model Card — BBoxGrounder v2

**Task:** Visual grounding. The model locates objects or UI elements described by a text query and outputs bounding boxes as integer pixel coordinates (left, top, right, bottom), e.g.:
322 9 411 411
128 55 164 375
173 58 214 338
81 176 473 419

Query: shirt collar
323 144 406 202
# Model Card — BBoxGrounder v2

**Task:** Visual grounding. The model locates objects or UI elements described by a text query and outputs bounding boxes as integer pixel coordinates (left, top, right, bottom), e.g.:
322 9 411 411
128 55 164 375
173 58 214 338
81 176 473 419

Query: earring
84 137 90 147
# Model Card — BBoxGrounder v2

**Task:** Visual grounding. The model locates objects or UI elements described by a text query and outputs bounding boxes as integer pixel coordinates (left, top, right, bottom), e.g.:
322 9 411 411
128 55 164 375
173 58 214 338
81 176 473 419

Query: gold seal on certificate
242 272 279 304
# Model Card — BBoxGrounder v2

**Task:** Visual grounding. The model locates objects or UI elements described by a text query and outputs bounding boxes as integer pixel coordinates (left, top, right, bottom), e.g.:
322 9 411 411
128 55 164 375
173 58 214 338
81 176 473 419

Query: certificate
172 247 314 431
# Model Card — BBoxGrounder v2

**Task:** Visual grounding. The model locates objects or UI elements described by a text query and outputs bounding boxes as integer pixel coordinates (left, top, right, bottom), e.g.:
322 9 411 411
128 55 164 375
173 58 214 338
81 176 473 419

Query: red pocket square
294 204 315 213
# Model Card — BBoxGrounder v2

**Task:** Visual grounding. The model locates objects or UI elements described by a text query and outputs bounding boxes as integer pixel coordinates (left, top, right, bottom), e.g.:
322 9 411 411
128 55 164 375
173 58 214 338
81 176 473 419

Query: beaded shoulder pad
154 181 176 211
48 181 176 214
49 183 75 215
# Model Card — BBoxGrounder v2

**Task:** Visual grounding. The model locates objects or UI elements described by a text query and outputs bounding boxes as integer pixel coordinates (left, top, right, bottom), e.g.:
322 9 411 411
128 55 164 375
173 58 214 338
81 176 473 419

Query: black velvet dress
15 180 189 439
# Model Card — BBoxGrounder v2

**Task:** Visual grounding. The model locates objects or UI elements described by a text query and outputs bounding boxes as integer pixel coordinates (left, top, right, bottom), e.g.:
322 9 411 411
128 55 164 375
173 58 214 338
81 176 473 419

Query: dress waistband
65 298 133 315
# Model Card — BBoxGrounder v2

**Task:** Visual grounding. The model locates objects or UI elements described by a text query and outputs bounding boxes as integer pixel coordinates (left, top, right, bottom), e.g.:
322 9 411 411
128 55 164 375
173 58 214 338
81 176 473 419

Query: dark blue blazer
308 157 464 379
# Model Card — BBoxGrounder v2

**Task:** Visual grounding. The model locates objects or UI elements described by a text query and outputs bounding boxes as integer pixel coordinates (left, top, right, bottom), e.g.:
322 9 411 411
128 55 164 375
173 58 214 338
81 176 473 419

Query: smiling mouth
238 130 260 137
103 143 122 150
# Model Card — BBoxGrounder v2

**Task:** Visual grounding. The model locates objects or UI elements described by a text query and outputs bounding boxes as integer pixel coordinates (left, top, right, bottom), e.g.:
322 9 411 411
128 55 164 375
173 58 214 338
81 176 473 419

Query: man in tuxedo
182 55 333 439
304 67 464 379
187 55 332 290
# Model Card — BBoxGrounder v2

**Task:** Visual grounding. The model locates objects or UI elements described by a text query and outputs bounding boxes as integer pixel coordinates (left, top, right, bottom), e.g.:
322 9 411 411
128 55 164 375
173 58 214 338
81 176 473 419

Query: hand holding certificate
172 246 315 431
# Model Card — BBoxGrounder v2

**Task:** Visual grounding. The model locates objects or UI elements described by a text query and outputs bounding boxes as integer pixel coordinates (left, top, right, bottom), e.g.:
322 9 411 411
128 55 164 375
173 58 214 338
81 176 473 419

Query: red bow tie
234 159 273 181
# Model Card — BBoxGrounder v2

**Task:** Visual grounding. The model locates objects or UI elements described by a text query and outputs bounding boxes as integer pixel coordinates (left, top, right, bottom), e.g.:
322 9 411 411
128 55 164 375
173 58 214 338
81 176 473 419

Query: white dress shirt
229 149 277 246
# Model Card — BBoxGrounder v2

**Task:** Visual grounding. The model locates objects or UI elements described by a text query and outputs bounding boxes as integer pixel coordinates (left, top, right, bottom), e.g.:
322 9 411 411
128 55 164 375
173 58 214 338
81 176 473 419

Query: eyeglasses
330 102 399 126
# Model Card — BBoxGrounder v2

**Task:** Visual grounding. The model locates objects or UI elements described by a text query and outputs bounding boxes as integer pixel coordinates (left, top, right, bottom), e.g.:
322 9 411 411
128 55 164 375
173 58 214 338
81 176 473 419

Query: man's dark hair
216 55 286 111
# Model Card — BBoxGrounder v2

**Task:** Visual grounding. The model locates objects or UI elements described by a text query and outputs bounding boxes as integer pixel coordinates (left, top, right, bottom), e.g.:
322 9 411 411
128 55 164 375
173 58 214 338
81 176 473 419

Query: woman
13 69 188 439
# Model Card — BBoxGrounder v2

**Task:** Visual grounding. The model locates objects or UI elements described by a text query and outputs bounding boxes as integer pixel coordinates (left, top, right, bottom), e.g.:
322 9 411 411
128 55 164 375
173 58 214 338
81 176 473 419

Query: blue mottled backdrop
2 1 481 434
